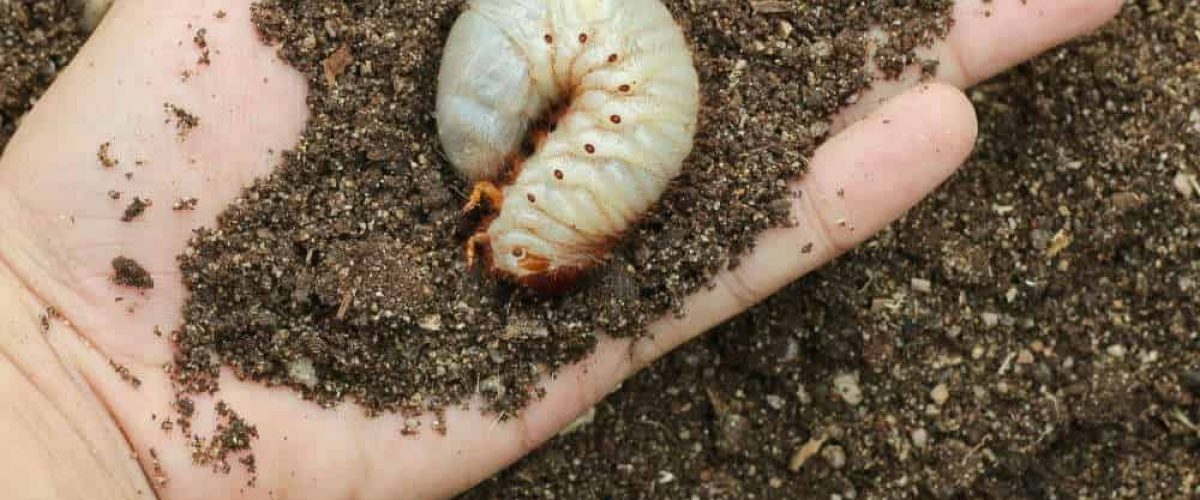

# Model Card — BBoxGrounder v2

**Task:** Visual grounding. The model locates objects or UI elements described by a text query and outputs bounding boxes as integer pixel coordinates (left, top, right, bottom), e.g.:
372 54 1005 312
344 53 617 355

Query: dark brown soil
98 141 119 167
121 196 151 222
188 400 259 484
464 2 1200 498
164 102 200 139
0 0 85 153
173 0 954 418
112 256 155 289
109 359 144 388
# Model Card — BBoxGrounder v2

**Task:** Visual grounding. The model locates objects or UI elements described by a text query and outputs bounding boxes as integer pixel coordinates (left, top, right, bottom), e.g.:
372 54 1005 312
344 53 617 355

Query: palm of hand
0 0 1119 499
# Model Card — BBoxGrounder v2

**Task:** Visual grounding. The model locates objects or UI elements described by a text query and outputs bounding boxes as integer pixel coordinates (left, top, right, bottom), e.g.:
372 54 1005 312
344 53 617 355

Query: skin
0 0 1121 498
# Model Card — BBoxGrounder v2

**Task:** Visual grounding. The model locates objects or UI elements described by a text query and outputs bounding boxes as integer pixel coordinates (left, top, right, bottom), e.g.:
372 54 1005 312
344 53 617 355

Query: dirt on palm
173 0 953 418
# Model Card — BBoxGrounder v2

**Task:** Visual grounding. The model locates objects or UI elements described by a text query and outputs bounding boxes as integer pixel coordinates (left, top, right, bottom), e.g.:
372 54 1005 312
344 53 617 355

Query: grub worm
437 0 700 293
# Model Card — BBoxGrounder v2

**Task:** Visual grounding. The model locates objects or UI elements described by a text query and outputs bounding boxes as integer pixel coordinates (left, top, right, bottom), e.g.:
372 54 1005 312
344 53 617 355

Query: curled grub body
437 0 700 293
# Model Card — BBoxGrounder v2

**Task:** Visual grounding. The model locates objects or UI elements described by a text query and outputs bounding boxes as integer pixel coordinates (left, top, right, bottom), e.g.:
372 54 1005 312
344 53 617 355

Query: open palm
0 0 1121 498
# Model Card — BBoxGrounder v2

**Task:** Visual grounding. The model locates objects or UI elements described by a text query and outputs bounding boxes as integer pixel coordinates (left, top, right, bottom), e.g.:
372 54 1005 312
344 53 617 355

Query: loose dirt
0 0 85 153
173 0 953 418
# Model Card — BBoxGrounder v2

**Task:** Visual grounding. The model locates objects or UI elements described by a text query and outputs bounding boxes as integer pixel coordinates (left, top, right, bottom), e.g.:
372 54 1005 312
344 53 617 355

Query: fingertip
823 83 976 204
922 82 979 163
812 84 974 242
951 0 1124 85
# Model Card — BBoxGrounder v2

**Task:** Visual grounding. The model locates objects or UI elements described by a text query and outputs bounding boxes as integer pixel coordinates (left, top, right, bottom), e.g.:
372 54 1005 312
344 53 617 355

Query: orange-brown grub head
467 228 591 295
499 244 588 293
517 264 587 295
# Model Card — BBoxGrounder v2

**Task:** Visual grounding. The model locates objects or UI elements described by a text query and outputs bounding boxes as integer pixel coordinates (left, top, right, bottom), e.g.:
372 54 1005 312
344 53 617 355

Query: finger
630 83 978 366
833 0 1122 129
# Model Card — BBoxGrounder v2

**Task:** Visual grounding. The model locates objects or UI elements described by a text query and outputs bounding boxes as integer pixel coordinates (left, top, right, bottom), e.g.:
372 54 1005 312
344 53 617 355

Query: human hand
0 0 1121 498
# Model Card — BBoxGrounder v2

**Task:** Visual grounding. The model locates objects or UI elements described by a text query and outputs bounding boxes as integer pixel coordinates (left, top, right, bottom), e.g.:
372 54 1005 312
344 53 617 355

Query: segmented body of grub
437 0 700 293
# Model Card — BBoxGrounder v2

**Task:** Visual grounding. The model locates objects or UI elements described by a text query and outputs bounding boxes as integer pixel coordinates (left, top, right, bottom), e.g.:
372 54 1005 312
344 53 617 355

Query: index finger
834 0 1123 129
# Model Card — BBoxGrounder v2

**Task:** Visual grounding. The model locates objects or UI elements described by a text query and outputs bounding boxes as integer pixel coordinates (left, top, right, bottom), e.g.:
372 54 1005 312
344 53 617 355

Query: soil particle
187 400 258 484
97 141 119 167
788 435 827 472
172 197 199 211
121 196 150 221
163 102 199 139
148 447 168 487
821 444 846 470
109 359 142 388
193 27 211 65
111 256 154 289
321 44 352 87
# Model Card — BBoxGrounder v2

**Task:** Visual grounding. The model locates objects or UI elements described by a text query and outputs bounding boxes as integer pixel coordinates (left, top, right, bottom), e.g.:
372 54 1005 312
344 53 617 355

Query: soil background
2 0 1198 499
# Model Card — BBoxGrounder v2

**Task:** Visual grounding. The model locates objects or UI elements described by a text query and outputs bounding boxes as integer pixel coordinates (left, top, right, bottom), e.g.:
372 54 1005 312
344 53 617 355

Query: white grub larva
437 0 700 293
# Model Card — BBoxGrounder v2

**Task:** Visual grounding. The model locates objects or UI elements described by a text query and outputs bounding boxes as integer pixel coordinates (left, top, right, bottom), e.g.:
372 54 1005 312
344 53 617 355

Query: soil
98 141 119 167
0 0 85 152
2 0 1197 498
122 196 151 222
174 0 954 418
164 102 200 139
112 256 155 289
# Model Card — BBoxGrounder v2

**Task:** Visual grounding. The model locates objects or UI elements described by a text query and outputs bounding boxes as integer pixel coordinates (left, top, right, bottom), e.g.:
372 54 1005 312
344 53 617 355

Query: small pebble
1106 344 1127 358
418 314 443 331
910 278 932 294
1173 171 1195 198
930 383 949 406
981 312 1000 328
821 445 847 470
971 345 985 360
1016 350 1035 365
765 394 786 410
911 428 929 449
833 373 863 406
287 357 318 388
